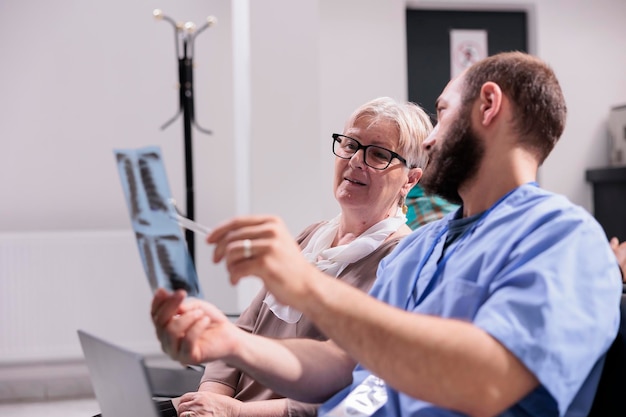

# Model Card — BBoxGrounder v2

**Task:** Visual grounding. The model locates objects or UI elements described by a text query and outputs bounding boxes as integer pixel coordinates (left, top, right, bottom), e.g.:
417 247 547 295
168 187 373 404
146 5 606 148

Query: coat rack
153 9 216 264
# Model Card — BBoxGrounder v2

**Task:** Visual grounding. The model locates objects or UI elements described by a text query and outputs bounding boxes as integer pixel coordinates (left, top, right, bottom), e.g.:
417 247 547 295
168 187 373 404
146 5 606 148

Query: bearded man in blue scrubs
152 52 622 417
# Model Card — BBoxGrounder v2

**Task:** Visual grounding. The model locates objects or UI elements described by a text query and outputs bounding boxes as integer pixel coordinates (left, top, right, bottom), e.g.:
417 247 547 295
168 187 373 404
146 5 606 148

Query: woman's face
333 117 415 221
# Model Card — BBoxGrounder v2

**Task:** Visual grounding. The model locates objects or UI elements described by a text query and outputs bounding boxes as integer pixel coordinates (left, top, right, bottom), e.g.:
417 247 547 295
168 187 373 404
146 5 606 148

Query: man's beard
420 108 485 205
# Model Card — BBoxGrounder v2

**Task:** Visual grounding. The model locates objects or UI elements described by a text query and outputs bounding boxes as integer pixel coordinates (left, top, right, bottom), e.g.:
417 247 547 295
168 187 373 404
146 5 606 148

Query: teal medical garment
318 183 622 417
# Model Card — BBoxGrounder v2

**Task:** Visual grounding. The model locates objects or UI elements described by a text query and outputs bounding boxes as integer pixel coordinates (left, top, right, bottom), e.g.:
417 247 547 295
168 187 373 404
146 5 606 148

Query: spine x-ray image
114 146 202 298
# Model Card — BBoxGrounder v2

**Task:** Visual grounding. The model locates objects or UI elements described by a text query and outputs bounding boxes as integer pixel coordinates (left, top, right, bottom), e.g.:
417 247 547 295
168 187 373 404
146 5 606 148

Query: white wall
535 0 626 208
0 0 625 366
0 0 239 313
0 0 239 363
318 0 409 219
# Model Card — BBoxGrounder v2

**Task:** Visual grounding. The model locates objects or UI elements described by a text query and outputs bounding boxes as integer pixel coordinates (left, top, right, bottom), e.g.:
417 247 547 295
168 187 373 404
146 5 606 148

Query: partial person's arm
610 237 626 281
151 289 355 403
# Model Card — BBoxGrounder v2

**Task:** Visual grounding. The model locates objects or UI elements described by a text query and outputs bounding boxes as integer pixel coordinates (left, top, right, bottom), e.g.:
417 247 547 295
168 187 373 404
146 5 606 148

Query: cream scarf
263 208 407 323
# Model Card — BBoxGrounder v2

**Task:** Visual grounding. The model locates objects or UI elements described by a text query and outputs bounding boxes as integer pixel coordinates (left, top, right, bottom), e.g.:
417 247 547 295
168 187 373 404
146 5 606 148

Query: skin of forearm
239 399 290 417
224 332 355 403
296 274 538 417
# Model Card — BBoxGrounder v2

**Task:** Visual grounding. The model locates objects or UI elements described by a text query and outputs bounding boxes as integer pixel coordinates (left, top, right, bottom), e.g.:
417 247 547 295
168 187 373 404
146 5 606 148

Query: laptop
78 329 161 417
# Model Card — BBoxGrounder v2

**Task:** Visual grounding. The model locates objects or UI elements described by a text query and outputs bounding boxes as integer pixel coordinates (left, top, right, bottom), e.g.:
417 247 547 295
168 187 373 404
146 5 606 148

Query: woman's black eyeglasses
332 134 409 170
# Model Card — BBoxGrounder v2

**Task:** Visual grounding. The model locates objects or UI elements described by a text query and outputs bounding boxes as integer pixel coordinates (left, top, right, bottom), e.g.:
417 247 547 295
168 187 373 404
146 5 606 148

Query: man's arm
297 275 538 417
228 333 355 403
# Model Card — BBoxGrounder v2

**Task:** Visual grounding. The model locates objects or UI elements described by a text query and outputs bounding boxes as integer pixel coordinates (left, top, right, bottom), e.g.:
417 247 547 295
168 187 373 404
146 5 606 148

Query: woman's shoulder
366 226 411 260
295 221 328 245
388 224 413 241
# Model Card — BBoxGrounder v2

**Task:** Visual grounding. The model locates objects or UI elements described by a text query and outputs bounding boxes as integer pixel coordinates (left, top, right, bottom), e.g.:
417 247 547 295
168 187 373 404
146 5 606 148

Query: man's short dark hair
462 51 567 164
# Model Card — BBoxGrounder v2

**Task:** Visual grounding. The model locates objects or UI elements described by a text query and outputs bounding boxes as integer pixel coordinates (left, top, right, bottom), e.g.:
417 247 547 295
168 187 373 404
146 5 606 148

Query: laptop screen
78 330 160 417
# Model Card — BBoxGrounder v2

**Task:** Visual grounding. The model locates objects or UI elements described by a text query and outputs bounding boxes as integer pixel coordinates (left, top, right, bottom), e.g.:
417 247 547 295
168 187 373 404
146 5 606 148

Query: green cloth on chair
405 185 458 230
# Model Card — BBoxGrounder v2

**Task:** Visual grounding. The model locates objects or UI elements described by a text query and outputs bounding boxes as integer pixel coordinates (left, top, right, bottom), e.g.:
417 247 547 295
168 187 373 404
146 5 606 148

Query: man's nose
423 137 435 152
422 126 438 151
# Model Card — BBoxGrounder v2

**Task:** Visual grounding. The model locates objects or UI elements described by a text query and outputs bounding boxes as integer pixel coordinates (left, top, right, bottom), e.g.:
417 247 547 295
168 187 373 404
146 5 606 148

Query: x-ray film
114 146 202 298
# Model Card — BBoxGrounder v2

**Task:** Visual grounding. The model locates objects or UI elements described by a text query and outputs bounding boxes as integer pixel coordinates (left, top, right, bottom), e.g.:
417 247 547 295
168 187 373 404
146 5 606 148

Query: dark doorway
406 8 528 121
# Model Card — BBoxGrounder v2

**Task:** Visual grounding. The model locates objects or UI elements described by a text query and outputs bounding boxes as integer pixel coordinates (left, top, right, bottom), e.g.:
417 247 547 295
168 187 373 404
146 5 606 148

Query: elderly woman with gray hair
165 97 432 417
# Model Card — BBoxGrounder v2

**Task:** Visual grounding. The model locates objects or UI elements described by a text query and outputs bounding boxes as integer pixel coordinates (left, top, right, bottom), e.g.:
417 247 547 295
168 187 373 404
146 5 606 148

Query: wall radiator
0 230 162 365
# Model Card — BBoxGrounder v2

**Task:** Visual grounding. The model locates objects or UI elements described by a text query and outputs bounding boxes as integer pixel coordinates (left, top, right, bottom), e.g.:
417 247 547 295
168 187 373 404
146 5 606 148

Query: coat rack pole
154 9 216 264
181 51 195 262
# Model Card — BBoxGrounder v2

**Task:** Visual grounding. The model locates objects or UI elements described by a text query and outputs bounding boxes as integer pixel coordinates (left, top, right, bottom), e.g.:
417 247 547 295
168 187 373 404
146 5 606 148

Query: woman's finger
151 289 186 327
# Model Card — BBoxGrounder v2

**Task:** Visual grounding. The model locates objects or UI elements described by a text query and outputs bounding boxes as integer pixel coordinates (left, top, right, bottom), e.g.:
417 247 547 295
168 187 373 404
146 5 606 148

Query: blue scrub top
318 184 622 417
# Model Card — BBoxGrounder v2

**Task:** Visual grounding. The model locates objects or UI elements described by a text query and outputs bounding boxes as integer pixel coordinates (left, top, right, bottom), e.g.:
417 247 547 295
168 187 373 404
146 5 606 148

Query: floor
0 352 198 417
0 397 101 417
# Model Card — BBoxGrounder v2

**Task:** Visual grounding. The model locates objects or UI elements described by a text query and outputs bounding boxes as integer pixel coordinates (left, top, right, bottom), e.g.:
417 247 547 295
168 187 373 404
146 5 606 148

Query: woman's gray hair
344 97 432 169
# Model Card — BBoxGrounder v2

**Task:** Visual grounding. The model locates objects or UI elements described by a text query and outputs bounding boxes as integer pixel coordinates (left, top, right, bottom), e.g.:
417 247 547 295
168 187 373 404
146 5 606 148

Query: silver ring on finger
243 238 252 259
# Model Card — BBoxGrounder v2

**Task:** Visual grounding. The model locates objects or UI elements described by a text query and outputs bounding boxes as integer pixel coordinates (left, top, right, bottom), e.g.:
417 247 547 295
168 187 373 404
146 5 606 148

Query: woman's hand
178 391 297 417
177 391 242 417
150 288 241 365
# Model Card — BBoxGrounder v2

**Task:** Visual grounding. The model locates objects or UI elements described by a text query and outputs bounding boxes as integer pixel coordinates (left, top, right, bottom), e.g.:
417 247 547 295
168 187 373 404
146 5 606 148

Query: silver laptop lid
78 330 159 417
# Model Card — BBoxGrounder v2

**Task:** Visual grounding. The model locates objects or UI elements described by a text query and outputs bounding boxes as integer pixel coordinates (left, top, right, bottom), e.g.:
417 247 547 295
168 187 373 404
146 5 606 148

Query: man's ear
478 81 503 126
